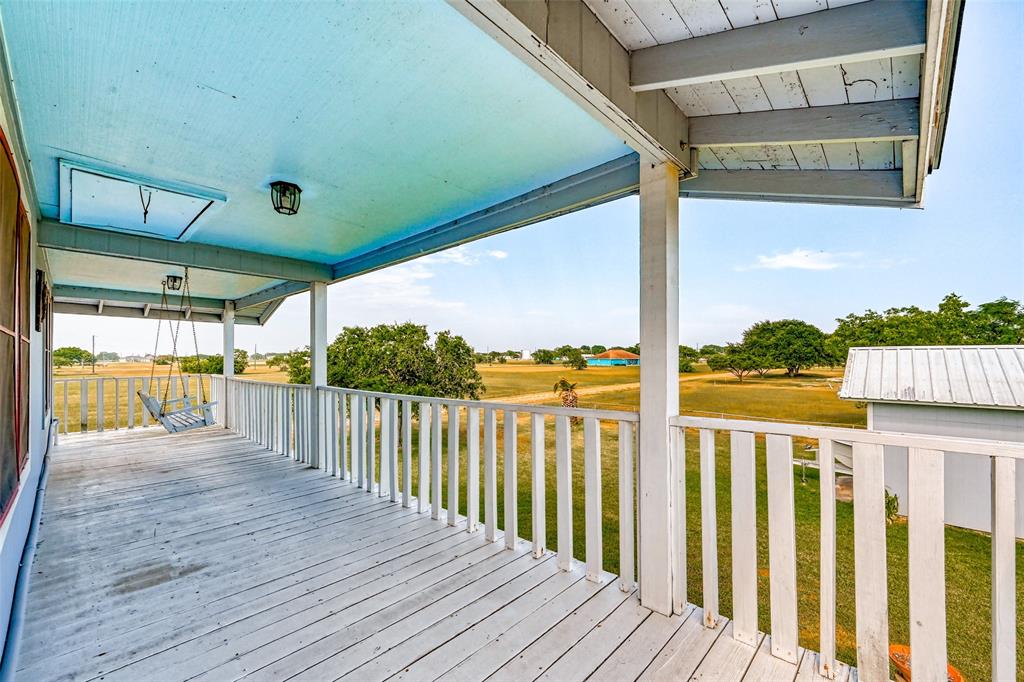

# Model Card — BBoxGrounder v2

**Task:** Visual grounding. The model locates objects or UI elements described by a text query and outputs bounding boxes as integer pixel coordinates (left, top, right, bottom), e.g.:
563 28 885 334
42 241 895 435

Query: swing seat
138 391 217 433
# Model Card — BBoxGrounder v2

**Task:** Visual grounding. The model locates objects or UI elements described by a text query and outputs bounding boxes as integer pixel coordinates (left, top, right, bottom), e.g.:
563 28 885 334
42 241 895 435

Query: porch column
309 281 328 469
638 159 680 616
222 301 235 429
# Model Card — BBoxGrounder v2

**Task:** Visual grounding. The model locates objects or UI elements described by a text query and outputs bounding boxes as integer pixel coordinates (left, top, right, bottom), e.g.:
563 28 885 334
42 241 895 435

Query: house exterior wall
586 358 639 366
870 402 1024 537
0 90 50 654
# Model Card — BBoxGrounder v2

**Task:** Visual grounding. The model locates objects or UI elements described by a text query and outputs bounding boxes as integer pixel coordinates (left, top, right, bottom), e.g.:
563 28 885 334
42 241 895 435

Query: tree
553 377 581 425
54 346 93 367
533 349 556 365
743 319 827 377
590 344 607 355
320 323 483 399
179 350 248 375
679 345 699 373
706 345 759 382
698 344 725 358
505 350 523 360
95 351 120 362
562 348 588 370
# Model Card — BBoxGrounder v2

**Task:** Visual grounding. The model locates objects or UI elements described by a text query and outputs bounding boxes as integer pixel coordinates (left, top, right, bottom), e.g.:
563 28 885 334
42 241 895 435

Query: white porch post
309 282 328 469
638 160 680 616
222 301 235 429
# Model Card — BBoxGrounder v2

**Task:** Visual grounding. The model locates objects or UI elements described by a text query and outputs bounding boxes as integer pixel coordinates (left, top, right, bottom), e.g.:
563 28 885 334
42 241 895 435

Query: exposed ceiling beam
333 153 640 280
143 303 151 317
447 0 691 169
680 170 912 206
631 0 926 91
689 99 919 148
233 280 309 311
53 302 261 325
258 298 285 326
96 300 104 314
38 219 333 282
52 284 226 311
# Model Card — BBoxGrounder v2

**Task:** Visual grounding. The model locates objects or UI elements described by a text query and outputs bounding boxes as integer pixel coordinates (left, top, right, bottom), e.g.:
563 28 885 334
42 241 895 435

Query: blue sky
57 0 1023 357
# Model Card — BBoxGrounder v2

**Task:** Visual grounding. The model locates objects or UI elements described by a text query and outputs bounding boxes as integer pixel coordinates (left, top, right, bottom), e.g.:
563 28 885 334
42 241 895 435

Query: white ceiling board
842 58 894 103
722 77 773 111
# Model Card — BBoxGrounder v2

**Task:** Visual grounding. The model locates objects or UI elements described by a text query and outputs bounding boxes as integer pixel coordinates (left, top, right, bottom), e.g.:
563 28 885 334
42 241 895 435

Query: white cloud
487 250 508 260
736 248 863 271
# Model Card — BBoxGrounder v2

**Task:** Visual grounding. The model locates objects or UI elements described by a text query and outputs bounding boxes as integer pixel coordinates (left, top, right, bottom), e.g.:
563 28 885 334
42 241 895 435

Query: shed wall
871 403 1024 536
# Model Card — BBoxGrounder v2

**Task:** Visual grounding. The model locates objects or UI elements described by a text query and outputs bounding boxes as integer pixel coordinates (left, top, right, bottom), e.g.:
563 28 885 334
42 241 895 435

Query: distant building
587 349 639 367
839 345 1024 537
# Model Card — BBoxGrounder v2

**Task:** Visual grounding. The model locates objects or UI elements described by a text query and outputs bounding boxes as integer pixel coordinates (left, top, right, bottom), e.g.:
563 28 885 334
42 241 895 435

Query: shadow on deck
14 428 844 681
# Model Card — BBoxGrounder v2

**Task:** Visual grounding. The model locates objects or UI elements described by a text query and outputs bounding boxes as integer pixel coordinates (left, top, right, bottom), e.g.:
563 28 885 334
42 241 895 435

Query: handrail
673 414 1024 459
316 384 639 422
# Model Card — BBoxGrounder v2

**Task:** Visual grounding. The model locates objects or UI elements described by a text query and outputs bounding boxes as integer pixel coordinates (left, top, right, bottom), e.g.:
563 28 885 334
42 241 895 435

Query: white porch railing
221 377 640 588
53 373 212 434
670 415 1021 682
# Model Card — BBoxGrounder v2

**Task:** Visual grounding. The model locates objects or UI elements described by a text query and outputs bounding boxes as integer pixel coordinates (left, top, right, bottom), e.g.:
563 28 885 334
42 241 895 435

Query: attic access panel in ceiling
59 160 225 240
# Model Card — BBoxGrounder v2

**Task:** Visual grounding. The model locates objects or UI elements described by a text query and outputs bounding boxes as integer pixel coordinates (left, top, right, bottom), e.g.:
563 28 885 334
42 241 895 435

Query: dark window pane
0 333 15 513
0 151 17 333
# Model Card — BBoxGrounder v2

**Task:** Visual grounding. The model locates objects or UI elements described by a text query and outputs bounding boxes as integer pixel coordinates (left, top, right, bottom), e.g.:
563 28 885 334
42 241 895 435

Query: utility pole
91 335 96 374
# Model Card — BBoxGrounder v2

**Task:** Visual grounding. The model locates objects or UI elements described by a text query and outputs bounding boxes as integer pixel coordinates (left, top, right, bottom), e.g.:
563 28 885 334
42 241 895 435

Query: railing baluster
380 399 391 498
700 428 717 627
96 378 104 432
389 398 398 502
484 407 497 541
62 380 68 434
354 395 364 487
419 402 430 513
584 417 602 581
766 433 798 663
466 406 479 531
141 378 150 427
991 455 1017 681
818 439 837 679
341 393 349 480
80 378 87 432
556 415 572 571
431 401 442 517
618 421 634 591
852 441 889 679
908 447 947 682
113 379 120 429
531 413 545 558
364 395 372 491
330 392 339 477
448 404 460 525
672 425 686 613
402 399 412 507
730 430 757 645
503 409 518 549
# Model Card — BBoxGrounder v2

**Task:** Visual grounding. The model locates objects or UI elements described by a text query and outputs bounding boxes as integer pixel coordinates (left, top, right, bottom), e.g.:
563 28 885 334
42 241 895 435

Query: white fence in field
222 377 640 589
670 415 1021 682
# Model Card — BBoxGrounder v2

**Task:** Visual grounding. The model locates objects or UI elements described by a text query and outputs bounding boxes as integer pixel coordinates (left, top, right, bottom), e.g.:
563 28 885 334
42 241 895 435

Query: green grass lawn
475 362 641 398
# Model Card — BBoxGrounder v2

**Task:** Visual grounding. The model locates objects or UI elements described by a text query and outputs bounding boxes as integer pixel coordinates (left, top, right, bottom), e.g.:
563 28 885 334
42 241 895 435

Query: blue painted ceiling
3 0 630 271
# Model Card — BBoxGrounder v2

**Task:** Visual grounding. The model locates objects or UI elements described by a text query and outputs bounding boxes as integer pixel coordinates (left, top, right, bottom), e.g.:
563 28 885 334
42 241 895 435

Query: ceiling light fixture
270 180 301 215
164 274 183 291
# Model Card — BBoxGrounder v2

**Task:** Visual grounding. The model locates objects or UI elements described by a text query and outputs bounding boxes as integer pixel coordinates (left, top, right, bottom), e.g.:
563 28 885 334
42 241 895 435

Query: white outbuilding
840 345 1024 537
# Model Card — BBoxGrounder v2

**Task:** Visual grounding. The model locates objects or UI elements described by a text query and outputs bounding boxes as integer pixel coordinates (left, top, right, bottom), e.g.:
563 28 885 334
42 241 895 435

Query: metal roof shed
840 346 1024 536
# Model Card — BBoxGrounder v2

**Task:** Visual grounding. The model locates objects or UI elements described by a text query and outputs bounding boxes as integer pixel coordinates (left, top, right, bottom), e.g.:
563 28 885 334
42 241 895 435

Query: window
1 129 29 522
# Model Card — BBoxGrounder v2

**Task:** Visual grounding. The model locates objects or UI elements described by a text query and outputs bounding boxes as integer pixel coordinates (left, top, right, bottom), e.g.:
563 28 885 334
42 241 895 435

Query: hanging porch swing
139 268 218 433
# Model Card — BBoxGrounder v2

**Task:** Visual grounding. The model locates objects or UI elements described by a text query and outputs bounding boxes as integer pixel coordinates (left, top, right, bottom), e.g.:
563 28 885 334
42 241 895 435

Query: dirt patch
111 561 207 595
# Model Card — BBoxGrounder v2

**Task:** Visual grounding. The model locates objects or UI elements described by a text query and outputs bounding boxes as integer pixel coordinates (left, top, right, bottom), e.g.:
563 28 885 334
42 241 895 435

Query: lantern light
270 180 301 215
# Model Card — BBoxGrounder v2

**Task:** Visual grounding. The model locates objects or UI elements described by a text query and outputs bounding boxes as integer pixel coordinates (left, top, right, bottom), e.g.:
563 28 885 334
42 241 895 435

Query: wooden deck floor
14 428 845 682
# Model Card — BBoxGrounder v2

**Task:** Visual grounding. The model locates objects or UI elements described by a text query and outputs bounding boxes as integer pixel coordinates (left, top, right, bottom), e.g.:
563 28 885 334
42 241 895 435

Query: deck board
14 427 849 682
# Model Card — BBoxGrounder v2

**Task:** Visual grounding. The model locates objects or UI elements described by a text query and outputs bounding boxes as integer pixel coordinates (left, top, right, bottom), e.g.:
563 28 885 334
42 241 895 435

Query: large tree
53 346 93 367
179 349 248 375
562 348 588 370
679 345 700 373
706 345 759 382
284 323 486 399
532 348 556 365
744 319 827 377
